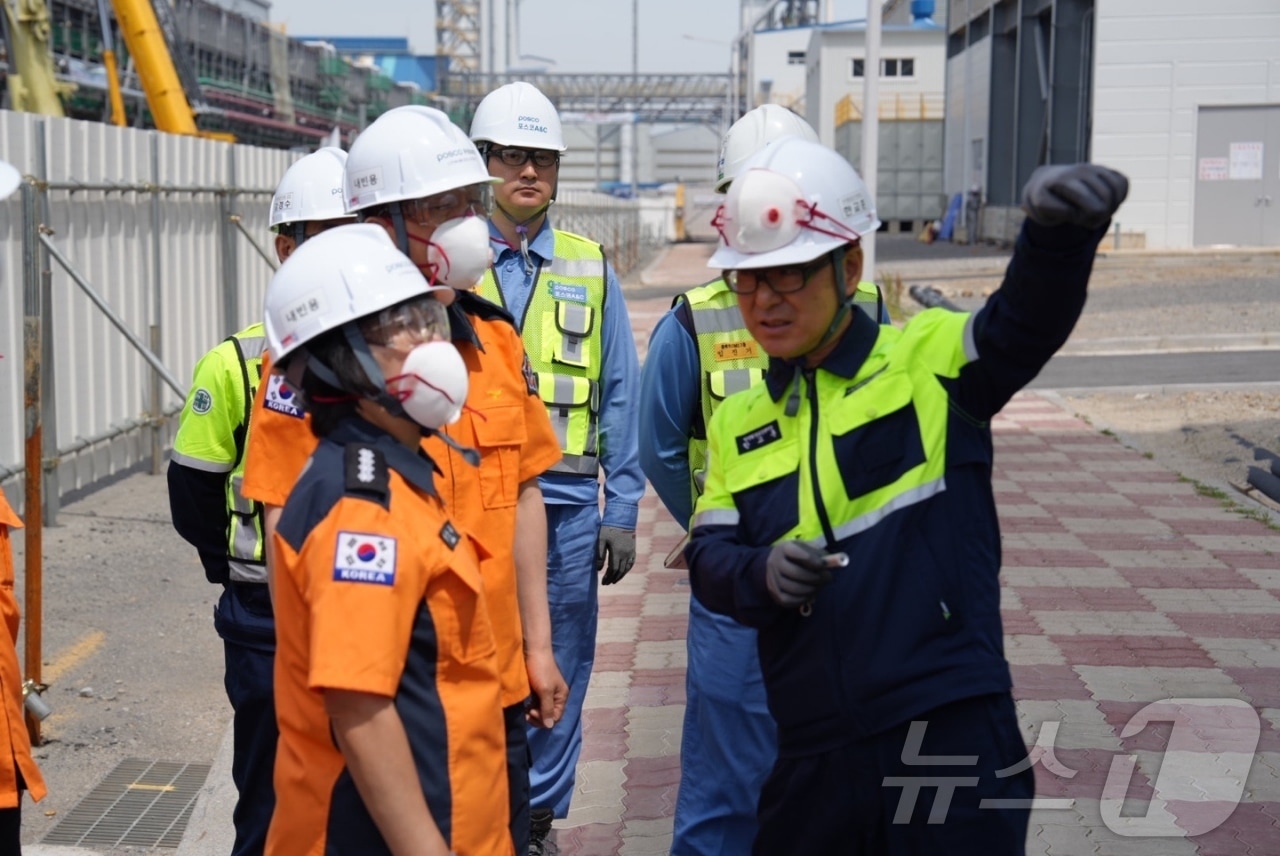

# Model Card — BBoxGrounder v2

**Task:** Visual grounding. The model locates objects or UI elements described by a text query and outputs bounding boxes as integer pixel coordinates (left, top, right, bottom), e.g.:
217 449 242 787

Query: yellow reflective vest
171 324 267 583
479 230 607 478
677 277 885 508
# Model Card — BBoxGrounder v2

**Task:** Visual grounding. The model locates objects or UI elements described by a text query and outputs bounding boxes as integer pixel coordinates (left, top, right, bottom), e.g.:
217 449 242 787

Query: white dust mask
425 215 493 290
386 340 469 429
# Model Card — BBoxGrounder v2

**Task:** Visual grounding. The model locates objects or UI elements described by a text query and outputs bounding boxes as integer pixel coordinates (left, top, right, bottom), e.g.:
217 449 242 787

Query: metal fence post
20 175 45 747
222 147 240 334
35 121 59 526
150 134 165 474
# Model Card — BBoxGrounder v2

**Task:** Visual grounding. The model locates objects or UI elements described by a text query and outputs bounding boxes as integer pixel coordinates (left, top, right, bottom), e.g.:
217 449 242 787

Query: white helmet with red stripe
709 137 880 271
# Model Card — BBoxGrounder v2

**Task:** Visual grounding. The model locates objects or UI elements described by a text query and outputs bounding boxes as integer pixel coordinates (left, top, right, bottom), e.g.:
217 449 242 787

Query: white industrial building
804 1 947 227
946 0 1280 248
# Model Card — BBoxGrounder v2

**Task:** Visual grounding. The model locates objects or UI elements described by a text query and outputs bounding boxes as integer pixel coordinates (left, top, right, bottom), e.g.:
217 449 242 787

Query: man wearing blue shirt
639 106 887 855
471 81 643 856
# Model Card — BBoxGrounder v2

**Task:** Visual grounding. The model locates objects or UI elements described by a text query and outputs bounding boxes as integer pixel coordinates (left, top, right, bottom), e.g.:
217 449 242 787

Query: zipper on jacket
806 368 836 547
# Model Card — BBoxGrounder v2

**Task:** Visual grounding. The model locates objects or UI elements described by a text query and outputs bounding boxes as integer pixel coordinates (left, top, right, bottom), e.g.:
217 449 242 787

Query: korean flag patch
265 374 305 419
333 532 398 586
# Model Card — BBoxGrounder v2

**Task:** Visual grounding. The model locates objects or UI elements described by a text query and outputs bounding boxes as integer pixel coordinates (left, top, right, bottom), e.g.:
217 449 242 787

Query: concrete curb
174 721 237 856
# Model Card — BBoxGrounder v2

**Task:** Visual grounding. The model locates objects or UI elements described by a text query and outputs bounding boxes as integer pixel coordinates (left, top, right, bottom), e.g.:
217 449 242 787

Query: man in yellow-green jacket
687 138 1128 854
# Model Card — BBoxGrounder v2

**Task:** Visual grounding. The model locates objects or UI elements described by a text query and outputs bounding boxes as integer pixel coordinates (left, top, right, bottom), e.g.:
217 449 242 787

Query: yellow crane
2 0 74 116
95 0 126 126
1 0 233 140
105 0 234 141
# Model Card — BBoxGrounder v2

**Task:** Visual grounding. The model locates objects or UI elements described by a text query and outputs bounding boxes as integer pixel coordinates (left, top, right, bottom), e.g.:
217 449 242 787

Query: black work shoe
529 808 559 856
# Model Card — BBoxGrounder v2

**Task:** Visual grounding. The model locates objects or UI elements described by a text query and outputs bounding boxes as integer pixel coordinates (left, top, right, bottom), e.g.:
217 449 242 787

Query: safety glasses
405 185 491 228
488 147 560 169
359 296 451 351
724 255 831 295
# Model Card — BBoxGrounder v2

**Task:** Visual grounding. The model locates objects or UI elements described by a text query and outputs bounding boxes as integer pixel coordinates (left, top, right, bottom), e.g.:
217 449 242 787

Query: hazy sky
269 0 869 74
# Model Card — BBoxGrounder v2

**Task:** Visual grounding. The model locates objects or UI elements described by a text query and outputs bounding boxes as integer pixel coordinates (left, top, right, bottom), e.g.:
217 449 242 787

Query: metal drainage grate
43 757 211 849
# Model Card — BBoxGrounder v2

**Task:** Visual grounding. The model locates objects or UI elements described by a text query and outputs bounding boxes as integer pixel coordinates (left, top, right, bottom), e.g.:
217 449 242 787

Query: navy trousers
214 584 277 856
754 693 1034 856
506 701 531 856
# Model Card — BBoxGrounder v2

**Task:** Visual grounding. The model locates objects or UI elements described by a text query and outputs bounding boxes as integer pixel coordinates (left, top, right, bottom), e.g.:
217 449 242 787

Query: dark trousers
0 803 19 856
215 584 278 856
506 702 532 855
754 693 1034 856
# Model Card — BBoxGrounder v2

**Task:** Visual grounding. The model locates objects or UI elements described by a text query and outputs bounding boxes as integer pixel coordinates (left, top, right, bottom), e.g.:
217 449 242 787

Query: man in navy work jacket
686 137 1127 855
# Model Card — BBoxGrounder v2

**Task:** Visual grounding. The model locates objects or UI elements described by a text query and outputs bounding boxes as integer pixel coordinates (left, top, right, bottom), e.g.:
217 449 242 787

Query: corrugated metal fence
1 111 664 516
1 112 291 517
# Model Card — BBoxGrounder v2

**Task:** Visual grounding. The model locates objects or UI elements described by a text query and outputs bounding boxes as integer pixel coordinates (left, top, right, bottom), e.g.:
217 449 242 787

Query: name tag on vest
736 420 782 454
715 340 759 362
550 282 589 303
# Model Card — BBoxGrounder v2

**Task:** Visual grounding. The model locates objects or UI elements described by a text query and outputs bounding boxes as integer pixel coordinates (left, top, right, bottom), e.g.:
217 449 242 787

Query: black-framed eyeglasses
488 147 560 169
724 255 831 295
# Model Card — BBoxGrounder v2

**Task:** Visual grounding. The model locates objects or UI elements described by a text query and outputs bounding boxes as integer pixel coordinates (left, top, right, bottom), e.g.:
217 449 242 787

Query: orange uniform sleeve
498 323 561 483
241 352 319 507
296 497 425 697
0 499 22 646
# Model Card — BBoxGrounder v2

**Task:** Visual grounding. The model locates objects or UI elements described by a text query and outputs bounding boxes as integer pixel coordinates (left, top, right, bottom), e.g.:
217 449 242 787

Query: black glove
596 526 637 586
765 541 833 609
1022 164 1129 230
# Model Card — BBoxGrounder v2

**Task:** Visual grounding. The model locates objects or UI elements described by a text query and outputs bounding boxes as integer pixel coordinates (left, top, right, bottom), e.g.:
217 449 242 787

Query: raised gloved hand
596 526 637 586
1022 164 1129 230
765 541 833 609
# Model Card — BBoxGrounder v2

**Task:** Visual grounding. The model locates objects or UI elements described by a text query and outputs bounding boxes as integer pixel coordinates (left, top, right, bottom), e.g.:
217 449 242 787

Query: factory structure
4 0 1278 244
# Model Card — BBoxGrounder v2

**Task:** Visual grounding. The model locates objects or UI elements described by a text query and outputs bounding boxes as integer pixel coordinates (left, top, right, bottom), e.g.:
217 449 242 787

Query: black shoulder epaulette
344 444 390 503
672 297 696 339
456 290 516 327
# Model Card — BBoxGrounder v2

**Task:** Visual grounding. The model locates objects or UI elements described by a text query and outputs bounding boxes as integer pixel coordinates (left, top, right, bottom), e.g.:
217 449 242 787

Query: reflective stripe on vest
227 332 267 583
682 279 884 511
681 279 768 511
479 230 606 478
690 309 976 547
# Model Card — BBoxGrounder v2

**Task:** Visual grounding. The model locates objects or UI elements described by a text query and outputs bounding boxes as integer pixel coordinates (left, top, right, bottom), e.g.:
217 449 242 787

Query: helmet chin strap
345 323 481 466
494 199 550 277
781 246 855 417
284 324 482 466
388 207 412 260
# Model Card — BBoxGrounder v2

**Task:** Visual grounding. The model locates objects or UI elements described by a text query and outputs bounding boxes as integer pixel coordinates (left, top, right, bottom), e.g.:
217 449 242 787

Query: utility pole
861 0 882 282
486 0 494 73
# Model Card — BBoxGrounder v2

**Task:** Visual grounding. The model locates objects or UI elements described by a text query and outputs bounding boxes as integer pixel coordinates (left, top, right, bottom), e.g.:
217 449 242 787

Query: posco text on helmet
709 137 881 271
270 147 353 229
264 223 449 363
716 104 819 193
469 82 567 152
344 106 497 214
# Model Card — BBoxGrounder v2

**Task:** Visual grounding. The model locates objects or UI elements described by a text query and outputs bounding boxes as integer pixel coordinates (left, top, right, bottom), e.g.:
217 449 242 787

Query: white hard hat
270 147 353 228
708 137 880 271
0 161 21 201
344 106 497 214
469 82 567 152
264 223 449 363
716 104 819 193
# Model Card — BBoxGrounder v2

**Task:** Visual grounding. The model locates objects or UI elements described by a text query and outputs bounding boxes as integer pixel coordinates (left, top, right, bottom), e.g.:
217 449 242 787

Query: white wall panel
1094 1 1280 247
1 111 292 493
